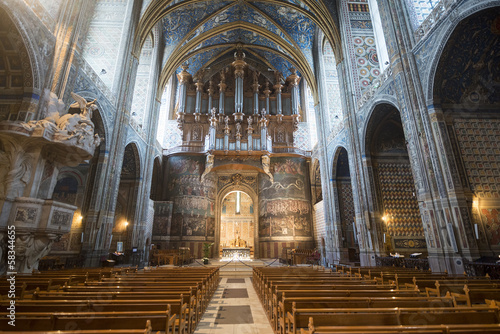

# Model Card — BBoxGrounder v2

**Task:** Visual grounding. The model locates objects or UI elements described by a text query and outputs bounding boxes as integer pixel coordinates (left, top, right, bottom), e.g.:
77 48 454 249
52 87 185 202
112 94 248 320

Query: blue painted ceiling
159 0 319 81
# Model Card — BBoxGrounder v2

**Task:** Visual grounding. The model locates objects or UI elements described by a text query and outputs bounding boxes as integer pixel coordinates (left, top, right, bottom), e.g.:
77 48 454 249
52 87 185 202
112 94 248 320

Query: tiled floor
194 277 273 334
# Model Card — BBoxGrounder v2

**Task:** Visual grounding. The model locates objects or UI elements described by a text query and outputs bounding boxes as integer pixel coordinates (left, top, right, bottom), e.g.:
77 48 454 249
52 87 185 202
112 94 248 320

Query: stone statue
201 154 215 183
236 122 242 136
21 89 65 131
262 154 273 183
70 92 97 119
15 233 58 273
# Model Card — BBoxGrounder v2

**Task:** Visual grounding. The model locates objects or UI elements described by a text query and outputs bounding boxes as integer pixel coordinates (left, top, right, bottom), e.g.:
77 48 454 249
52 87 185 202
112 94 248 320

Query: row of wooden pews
0 266 219 333
253 265 500 334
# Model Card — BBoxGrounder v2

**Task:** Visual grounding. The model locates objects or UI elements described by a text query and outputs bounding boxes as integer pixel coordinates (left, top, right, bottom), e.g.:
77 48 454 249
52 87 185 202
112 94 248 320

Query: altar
222 247 251 259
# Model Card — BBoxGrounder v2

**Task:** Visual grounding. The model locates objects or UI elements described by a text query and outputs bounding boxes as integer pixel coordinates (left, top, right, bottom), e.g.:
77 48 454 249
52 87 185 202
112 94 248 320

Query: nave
3 261 500 333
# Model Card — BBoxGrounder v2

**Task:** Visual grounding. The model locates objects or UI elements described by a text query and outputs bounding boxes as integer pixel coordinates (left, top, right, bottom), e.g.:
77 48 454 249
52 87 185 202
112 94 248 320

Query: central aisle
193 273 273 334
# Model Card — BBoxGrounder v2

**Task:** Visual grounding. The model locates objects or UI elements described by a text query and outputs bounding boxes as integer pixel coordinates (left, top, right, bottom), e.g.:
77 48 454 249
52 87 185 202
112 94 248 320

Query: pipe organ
174 50 303 155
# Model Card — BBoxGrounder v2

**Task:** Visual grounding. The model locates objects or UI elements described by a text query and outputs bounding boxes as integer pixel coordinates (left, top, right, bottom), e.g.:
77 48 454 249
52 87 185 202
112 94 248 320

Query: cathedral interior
1 0 500 278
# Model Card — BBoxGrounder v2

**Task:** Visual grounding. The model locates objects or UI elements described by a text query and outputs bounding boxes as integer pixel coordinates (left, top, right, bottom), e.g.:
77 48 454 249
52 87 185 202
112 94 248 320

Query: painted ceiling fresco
141 0 338 91
435 8 500 105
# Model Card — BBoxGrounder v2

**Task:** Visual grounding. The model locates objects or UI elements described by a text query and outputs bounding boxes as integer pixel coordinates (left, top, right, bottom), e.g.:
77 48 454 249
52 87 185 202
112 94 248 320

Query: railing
272 146 311 157
163 145 206 155
464 259 500 279
376 256 430 271
163 144 311 157
414 0 459 44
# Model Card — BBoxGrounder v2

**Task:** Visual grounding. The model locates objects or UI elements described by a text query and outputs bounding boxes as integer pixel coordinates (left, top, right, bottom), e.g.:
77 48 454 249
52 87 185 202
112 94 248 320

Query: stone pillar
376 0 467 273
46 0 94 111
130 28 165 266
81 0 143 267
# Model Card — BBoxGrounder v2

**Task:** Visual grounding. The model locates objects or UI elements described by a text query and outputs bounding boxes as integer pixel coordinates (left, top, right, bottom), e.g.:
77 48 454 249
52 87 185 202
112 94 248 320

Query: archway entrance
219 190 256 260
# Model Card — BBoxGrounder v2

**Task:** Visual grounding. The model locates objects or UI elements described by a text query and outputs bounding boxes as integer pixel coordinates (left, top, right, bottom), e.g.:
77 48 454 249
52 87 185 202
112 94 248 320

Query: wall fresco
166 155 216 239
482 208 500 246
258 157 312 239
152 201 173 236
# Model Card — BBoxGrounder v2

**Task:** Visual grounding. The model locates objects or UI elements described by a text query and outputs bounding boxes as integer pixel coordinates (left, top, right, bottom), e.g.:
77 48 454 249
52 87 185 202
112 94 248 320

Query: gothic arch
364 103 425 256
361 98 400 157
424 1 500 101
0 2 43 91
0 4 41 121
216 180 260 258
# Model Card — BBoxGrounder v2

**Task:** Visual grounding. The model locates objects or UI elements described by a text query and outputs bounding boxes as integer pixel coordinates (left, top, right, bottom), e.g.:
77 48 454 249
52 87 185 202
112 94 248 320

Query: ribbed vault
133 0 341 104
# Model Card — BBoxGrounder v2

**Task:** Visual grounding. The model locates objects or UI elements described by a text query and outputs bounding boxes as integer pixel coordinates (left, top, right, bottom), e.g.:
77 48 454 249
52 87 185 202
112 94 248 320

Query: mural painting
259 157 312 238
166 156 216 239
482 208 500 246
152 201 173 236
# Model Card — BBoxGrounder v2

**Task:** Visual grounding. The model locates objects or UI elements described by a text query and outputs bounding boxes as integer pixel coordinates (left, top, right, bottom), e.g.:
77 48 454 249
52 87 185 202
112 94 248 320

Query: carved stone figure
236 122 242 136
70 92 97 119
21 89 65 131
201 154 215 182
262 154 273 183
15 233 58 273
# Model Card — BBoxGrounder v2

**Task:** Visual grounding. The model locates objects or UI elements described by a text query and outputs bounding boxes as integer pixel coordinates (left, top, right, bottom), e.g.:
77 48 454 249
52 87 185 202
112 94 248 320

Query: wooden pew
275 296 454 333
285 305 499 334
4 319 153 334
301 319 500 334
0 306 183 333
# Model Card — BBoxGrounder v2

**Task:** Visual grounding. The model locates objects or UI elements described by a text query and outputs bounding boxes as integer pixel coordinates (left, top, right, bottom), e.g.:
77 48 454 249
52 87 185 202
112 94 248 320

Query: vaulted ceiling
134 0 341 102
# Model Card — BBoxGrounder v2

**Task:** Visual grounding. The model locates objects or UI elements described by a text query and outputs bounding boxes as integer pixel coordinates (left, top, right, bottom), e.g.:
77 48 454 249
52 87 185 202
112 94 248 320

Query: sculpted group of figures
21 90 102 150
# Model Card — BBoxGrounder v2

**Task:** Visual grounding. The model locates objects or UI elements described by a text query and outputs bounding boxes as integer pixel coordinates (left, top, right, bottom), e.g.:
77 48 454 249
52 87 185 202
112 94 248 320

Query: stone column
376 0 469 273
46 0 94 113
130 26 165 266
81 0 144 267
